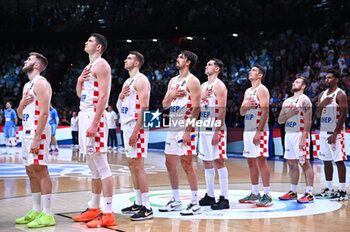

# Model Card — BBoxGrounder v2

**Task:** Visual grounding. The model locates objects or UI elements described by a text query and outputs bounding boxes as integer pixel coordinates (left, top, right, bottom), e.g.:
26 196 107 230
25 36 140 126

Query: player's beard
22 63 35 73
175 62 182 70
291 86 301 92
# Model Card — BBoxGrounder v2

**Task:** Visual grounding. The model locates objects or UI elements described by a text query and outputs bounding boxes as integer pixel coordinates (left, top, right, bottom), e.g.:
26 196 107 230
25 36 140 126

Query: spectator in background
49 104 59 152
106 106 118 151
70 111 79 149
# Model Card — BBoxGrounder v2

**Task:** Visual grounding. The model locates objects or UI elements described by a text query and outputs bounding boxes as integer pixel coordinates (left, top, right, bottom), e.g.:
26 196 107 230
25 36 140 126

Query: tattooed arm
299 97 312 150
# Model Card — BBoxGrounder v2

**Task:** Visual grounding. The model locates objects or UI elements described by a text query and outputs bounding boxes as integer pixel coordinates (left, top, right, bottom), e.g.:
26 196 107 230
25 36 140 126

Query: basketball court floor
0 145 349 232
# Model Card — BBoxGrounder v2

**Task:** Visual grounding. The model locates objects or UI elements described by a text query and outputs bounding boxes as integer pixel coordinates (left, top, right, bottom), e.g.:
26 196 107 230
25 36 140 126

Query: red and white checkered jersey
284 94 309 132
120 73 145 125
320 88 346 133
243 85 268 131
22 75 50 133
200 79 221 121
79 58 110 111
169 74 194 126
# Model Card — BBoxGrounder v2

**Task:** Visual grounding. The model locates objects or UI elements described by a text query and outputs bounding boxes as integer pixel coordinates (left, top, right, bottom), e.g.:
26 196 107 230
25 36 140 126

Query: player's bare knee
335 161 345 168
247 158 257 168
288 160 298 169
203 160 214 169
181 159 193 172
214 159 225 169
25 166 36 178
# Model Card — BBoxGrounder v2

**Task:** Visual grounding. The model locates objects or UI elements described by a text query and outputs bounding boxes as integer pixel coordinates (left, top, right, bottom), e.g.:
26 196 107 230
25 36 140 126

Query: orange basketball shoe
278 191 298 200
86 212 116 228
72 208 101 222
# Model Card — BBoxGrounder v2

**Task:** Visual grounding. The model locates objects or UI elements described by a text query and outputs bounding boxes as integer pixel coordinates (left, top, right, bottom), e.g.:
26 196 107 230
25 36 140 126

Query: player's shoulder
188 73 200 84
259 84 269 92
35 76 51 88
337 88 347 96
95 58 111 70
138 73 150 83
215 79 227 89
301 93 311 102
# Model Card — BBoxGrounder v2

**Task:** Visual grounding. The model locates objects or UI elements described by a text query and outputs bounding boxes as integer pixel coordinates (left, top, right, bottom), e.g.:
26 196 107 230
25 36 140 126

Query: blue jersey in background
4 109 17 128
49 108 59 125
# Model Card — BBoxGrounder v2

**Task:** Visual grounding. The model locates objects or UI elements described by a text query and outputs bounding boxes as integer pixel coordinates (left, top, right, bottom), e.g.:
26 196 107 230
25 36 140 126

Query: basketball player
198 58 229 210
117 51 153 220
315 70 348 201
49 104 59 152
159 50 202 215
239 64 273 207
15 52 55 228
3 101 18 148
72 33 116 227
278 76 314 203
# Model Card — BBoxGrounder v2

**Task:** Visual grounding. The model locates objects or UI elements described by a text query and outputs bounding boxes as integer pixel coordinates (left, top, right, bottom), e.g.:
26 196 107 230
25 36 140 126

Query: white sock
218 167 228 199
135 189 142 205
264 186 270 194
191 190 198 203
103 197 113 213
339 183 346 191
326 181 332 190
32 192 41 212
291 184 297 193
141 192 151 210
172 189 180 202
90 193 101 209
42 194 52 215
205 168 215 197
306 186 313 194
252 185 259 195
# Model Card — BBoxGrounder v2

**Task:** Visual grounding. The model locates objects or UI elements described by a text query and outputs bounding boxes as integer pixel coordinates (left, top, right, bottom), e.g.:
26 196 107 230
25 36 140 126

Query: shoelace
34 213 45 223
187 203 195 210
167 199 175 206
81 208 90 214
94 213 104 222
261 194 269 202
135 207 146 215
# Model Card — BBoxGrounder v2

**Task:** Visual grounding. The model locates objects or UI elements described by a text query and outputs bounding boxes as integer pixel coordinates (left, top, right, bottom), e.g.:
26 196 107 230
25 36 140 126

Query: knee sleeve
87 156 102 179
92 153 112 180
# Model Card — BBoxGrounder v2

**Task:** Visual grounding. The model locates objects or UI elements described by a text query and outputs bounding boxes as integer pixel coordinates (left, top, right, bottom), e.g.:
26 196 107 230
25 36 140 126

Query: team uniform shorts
122 120 149 158
22 126 51 166
243 130 269 158
198 128 226 161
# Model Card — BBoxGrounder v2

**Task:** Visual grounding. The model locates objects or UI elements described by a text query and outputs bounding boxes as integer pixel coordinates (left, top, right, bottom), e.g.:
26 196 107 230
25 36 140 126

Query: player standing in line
15 52 55 228
278 76 314 203
197 58 229 210
160 50 202 215
117 51 153 220
314 70 348 201
72 33 116 227
239 64 273 207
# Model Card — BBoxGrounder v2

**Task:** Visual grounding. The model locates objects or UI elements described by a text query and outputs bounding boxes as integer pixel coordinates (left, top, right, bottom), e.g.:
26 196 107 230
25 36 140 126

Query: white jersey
244 85 268 131
22 75 50 136
79 58 110 111
200 79 223 125
284 94 308 132
169 74 193 129
120 74 144 126
320 88 346 133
